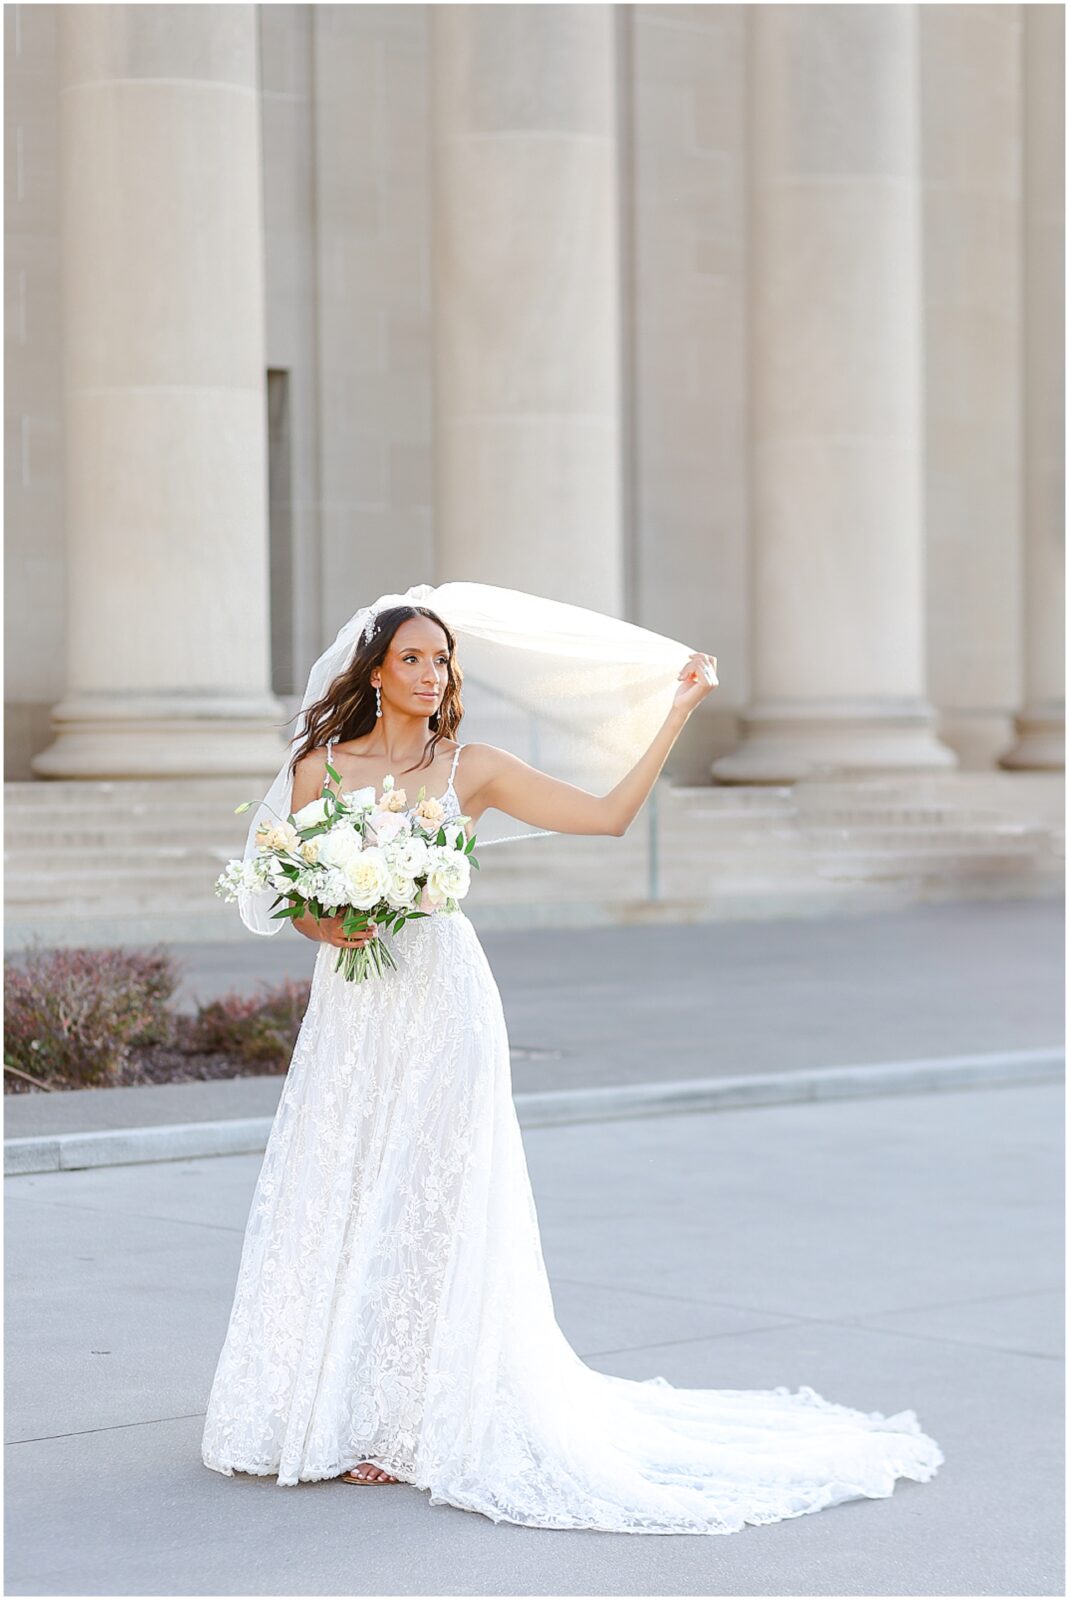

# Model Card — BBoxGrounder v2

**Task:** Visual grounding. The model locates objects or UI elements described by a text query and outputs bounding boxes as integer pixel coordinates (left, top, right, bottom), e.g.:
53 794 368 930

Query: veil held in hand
238 580 711 935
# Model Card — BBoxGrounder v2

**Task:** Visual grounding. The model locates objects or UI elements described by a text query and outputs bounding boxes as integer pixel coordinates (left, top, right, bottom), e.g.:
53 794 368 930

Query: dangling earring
374 683 382 718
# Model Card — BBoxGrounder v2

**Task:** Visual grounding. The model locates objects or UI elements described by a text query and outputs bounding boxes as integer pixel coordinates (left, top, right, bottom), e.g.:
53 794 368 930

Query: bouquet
216 756 479 981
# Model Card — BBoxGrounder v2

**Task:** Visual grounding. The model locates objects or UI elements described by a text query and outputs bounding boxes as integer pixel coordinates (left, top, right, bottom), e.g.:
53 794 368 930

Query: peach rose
414 796 446 831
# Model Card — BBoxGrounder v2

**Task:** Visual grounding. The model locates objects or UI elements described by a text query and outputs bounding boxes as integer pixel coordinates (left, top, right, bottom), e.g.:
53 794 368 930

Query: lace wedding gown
201 745 945 1533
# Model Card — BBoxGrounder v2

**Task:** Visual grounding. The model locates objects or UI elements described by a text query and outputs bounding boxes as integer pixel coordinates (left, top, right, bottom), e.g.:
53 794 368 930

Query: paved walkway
6 898 1063 1127
4 1080 1063 1596
165 896 1067 1086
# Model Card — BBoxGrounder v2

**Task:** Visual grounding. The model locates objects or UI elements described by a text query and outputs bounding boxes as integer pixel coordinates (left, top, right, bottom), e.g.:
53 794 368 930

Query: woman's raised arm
465 651 718 839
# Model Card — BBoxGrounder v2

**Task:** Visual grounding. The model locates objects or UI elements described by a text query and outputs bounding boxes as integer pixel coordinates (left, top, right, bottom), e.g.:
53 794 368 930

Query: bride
201 589 944 1534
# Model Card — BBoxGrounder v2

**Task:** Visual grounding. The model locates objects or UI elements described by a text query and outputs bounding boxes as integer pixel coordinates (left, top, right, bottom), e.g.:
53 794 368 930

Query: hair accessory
362 609 378 646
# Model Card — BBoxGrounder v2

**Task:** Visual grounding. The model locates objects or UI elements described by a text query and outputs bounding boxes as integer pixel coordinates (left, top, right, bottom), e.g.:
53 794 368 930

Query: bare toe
341 1460 399 1484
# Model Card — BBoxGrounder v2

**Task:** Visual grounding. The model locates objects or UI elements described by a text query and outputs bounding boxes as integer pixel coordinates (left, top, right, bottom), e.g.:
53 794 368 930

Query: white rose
417 880 446 913
317 825 364 872
389 834 430 879
292 796 331 831
344 846 392 910
385 871 418 911
427 846 471 902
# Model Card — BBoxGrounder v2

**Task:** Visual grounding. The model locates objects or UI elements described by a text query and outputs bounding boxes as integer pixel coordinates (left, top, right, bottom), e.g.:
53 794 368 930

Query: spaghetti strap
324 738 339 795
448 743 464 785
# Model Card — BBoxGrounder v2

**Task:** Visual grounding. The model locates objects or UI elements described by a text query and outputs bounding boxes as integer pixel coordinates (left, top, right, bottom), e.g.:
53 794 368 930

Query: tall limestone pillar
1000 5 1065 771
430 3 624 615
34 4 284 779
713 5 956 783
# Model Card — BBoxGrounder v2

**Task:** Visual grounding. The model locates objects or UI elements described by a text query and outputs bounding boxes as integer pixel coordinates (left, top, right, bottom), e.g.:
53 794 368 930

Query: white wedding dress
201 745 945 1534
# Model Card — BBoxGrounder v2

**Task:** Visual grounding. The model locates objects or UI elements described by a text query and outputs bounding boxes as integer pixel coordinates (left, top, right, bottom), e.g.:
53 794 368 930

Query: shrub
4 944 181 1087
184 978 311 1071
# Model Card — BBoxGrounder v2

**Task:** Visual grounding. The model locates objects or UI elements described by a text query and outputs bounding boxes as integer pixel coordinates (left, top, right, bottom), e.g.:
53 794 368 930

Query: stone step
813 846 1058 882
3 778 258 805
4 825 257 854
5 821 1051 896
4 868 232 902
4 774 1061 947
793 821 1046 848
3 800 1041 844
1 817 779 857
785 806 1022 827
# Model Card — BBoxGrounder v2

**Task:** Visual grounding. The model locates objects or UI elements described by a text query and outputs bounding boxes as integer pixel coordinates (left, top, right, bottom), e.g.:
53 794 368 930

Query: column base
30 692 292 780
710 699 959 785
997 704 1066 771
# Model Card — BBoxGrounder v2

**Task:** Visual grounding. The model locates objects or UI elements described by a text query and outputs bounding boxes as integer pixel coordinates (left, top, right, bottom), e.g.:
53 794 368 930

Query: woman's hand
672 652 718 716
295 911 379 948
320 915 378 949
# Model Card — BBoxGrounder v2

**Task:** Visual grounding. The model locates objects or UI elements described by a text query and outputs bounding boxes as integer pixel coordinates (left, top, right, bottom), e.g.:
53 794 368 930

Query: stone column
1000 4 1065 771
713 5 955 783
430 3 624 614
34 3 284 779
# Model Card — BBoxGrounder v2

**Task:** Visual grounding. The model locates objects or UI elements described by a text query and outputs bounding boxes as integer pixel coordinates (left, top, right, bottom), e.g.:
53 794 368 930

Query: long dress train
200 760 944 1534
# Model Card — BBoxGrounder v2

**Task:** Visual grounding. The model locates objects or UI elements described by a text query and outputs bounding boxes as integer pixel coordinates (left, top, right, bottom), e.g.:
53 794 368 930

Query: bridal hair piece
237 580 708 935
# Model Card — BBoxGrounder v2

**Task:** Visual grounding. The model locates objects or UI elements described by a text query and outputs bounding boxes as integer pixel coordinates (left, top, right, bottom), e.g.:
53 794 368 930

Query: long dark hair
288 605 464 778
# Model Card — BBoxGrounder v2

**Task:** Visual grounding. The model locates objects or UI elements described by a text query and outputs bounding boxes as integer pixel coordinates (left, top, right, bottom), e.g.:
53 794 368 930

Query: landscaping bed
4 945 309 1094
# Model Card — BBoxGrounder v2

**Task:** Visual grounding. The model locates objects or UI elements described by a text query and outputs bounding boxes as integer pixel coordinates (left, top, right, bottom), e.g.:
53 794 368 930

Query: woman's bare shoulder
455 741 514 769
290 745 330 811
453 743 528 791
294 744 329 776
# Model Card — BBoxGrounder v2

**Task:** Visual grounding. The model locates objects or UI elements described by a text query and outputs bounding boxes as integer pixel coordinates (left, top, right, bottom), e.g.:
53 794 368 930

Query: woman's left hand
672 652 719 715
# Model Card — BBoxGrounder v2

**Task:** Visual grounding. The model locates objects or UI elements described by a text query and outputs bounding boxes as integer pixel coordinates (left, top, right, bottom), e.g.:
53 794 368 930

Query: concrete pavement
4 1080 1064 1596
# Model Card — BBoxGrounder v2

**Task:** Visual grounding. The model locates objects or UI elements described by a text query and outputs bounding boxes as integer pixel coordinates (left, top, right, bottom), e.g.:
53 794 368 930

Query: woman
201 596 944 1534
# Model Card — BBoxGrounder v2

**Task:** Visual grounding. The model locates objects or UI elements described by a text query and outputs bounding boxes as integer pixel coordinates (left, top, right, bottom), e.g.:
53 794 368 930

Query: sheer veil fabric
205 580 946 1532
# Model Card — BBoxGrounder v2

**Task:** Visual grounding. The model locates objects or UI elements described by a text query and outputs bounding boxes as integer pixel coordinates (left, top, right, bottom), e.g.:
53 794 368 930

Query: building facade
5 2 1065 789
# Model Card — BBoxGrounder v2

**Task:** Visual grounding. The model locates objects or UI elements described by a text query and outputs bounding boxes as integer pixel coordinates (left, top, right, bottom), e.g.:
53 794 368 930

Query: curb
4 1047 1062 1176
